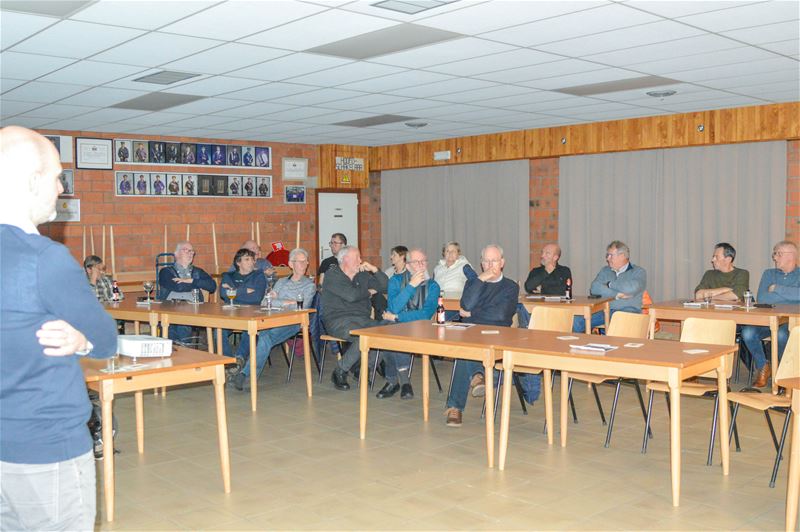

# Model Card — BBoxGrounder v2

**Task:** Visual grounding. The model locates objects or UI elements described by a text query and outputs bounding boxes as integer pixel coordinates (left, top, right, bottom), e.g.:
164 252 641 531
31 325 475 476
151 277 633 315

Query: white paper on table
624 343 644 348
683 349 709 354
557 335 579 340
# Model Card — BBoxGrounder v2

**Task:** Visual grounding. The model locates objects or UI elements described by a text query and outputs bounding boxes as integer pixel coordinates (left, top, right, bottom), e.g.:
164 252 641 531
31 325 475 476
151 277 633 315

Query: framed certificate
282 157 308 180
76 137 113 170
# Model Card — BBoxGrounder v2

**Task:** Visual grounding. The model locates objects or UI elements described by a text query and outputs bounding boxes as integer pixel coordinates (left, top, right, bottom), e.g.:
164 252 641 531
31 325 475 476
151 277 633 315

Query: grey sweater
321 265 388 326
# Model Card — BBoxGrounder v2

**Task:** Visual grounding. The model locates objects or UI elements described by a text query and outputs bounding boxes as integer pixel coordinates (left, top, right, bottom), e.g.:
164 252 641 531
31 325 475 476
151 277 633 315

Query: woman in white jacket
433 241 471 297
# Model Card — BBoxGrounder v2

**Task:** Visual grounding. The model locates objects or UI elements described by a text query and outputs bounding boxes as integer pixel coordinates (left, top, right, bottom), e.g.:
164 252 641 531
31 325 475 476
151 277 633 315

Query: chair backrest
775 326 800 382
606 311 650 339
155 252 175 299
528 306 574 333
679 317 737 379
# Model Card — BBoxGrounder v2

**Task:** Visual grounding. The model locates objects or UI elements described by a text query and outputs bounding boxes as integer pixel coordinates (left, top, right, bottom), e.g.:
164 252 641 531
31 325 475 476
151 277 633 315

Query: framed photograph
45 135 61 156
284 184 306 204
150 141 166 164
167 174 181 196
182 174 196 196
54 198 80 222
198 174 215 196
255 146 271 169
132 140 148 163
197 144 212 165
165 142 180 164
115 139 131 163
211 145 226 166
213 175 228 196
227 145 241 166
282 157 308 180
150 173 166 195
228 175 241 196
180 143 196 164
134 173 150 195
58 170 74 196
241 146 255 167
256 176 271 198
116 172 134 196
76 137 113 170
242 175 256 197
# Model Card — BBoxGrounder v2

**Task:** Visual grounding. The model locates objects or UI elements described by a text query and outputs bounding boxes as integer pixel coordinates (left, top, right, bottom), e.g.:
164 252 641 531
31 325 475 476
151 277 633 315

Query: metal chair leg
633 380 652 439
765 410 780 451
568 378 578 423
446 359 457 405
370 350 382 391
664 391 671 416
318 341 329 383
642 390 655 454
286 337 297 383
604 381 622 448
430 357 443 393
769 410 792 488
707 393 720 466
728 402 741 446
591 383 607 425
512 373 528 415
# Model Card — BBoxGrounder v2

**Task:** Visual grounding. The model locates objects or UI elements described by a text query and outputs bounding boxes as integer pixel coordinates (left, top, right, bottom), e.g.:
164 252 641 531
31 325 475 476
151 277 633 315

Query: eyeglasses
329 241 343 246
291 259 308 264
180 248 195 254
773 251 792 257
606 252 622 258
481 259 502 264
407 259 428 265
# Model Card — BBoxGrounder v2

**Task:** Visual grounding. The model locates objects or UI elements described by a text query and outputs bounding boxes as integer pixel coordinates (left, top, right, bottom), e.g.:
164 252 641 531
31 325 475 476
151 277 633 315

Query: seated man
318 232 346 284
573 240 646 333
83 255 123 302
694 242 749 302
321 246 388 391
444 244 539 427
741 240 799 387
519 242 572 327
229 239 276 285
232 248 316 391
378 248 440 400
219 248 266 361
158 241 217 342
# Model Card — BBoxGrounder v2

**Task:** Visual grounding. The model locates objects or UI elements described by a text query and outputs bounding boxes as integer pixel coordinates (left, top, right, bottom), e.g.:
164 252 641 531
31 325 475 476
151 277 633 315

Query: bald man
524 243 572 296
0 126 118 530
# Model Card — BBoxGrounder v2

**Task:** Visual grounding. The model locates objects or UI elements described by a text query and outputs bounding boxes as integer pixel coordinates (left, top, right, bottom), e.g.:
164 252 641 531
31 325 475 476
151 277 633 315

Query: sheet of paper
481 330 500 334
624 343 644 348
683 349 709 354
557 335 579 340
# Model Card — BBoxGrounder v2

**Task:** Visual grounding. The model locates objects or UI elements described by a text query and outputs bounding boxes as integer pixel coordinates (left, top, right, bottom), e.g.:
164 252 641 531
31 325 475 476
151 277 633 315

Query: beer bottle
436 291 446 324
112 280 120 302
565 278 572 300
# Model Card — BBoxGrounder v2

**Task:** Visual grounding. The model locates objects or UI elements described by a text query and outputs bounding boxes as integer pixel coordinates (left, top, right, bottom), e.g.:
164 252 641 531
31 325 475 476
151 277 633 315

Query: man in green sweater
694 242 749 302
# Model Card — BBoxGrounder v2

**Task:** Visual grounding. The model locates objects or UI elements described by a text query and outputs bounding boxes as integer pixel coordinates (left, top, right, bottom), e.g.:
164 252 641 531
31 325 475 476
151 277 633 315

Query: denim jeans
446 360 541 411
239 325 301 378
168 324 193 344
382 351 412 385
741 323 789 369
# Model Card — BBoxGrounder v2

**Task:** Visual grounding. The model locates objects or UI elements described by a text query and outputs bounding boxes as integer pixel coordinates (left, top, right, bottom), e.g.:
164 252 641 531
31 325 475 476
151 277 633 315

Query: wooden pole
110 226 116 278
296 221 300 249
212 223 219 274
186 224 190 241
82 226 86 259
255 222 260 246
101 225 106 261
90 227 95 255
250 222 254 241
163 224 167 254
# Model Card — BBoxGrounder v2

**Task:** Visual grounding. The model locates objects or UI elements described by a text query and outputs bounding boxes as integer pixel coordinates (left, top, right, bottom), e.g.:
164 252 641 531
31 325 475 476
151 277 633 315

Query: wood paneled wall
318 144 370 188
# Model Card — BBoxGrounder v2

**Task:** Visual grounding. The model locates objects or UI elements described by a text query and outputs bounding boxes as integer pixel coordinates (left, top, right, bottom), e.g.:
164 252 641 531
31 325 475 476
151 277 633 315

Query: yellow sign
340 174 351 185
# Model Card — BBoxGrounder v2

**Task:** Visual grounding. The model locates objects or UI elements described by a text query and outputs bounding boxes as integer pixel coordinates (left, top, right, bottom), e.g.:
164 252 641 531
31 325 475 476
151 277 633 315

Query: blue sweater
0 225 118 464
158 264 217 301
590 263 647 312
460 265 519 327
387 273 441 322
220 270 266 305
756 267 800 305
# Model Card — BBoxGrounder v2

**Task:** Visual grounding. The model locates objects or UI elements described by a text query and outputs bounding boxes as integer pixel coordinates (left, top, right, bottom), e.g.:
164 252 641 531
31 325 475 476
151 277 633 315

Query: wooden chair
641 317 737 465
727 326 799 487
568 311 651 447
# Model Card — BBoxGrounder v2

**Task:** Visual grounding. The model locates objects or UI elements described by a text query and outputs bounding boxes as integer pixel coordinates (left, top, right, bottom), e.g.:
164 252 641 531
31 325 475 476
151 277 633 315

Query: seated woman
83 255 122 302
232 248 316 391
433 241 470 320
220 248 266 359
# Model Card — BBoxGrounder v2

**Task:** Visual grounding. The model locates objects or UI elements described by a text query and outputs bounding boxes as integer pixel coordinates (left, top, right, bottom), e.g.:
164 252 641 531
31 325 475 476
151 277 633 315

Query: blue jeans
741 323 789 369
572 307 640 333
382 351 412 385
446 360 541 411
239 325 301 378
168 325 193 344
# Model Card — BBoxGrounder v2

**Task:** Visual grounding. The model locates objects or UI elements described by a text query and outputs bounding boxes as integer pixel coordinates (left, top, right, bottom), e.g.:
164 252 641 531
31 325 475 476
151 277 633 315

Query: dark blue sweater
220 270 266 305
460 265 519 327
158 264 217 301
1 225 118 463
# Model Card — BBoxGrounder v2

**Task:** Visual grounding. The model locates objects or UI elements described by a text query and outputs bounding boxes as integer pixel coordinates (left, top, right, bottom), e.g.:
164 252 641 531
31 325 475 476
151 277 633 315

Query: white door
317 192 358 261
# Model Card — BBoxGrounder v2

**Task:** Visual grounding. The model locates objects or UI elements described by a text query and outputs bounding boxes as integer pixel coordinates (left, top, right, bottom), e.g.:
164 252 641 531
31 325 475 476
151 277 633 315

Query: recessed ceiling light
646 90 677 98
133 71 201 86
372 0 458 15
405 121 428 129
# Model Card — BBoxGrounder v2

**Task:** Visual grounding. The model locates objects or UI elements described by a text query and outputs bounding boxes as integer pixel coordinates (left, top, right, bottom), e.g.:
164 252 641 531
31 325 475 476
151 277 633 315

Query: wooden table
776 377 800 532
496 329 736 508
351 321 503 467
648 300 797 393
82 347 234 522
156 301 314 410
103 298 159 335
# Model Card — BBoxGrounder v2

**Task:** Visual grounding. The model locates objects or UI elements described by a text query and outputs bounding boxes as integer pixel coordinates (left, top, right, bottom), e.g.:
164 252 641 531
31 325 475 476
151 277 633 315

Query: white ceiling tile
667 56 799 82
447 107 534 123
0 100 45 117
241 9 398 50
42 117 111 129
92 32 223 67
320 93 413 110
623 1 759 18
288 62 407 86
162 43 290 75
163 76 265 97
160 1 327 40
585 34 742 67
0 11 58 50
677 1 799 33
211 102 296 118
519 68 645 90
214 118 280 130
425 49 563 76
415 103 485 118
229 53 353 82
0 52 75 80
479 90 576 108
59 86 148 106
5 115 57 128
698 69 800 89
223 82 317 102
39 60 147 85
753 89 800 101
17 103 94 119
264 107 337 121
118 112 194 126
729 79 800 96
1 78 28 93
431 84 538 104
417 1 604 34
482 3 660 47
759 39 800 56
78 108 151 123
11 20 145 59
166 97 245 115
475 59 607 84
337 70 454 92
70 1 215 30
722 21 800 45
567 107 663 121
591 83 705 103
628 46 782 75
359 98 443 114
657 96 768 112
271 88 366 105
296 110 378 125
371 37 516 68
2 81 88 103
387 78 498 98
166 114 243 128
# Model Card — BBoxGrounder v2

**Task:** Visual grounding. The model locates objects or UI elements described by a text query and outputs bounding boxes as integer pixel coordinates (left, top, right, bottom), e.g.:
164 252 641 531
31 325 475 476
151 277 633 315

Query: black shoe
331 369 350 391
401 383 414 400
376 382 400 399
377 359 386 378
351 365 360 381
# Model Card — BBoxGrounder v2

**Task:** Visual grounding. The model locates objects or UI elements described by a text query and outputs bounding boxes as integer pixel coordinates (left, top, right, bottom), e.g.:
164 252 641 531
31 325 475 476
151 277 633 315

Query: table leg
584 309 592 334
484 354 495 468
543 369 553 445
786 392 800 532
100 380 115 522
603 302 610 330
422 354 430 422
206 327 214 354
771 316 779 395
359 339 369 440
669 380 681 507
248 322 257 412
717 356 730 476
156 316 168 396
560 371 569 447
134 321 140 335
301 314 312 398
648 312 657 340
134 391 144 454
213 365 231 493
498 362 514 470
216 328 223 357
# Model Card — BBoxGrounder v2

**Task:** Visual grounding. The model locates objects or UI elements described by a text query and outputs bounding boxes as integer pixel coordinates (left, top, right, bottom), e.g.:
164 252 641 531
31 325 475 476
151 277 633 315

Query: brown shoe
470 372 486 397
445 408 462 427
753 364 771 388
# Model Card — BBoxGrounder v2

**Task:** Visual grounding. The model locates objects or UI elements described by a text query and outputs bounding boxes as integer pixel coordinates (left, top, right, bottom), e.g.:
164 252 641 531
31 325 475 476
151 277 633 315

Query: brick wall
787 140 800 245
359 172 382 268
528 158 560 265
39 129 321 275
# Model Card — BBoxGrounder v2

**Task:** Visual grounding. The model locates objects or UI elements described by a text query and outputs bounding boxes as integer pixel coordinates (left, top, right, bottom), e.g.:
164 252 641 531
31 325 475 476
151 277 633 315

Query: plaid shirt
89 275 121 302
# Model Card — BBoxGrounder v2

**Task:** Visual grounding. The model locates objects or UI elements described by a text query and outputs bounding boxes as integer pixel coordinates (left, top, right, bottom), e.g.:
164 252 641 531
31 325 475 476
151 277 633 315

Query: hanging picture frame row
115 172 272 198
114 138 272 169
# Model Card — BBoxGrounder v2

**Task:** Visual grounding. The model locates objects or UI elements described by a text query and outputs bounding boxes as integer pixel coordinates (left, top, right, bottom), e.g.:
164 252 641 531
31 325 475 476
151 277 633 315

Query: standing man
574 240 646 333
117 141 129 162
318 232 346 284
0 126 118 530
134 142 147 162
695 242 749 302
168 175 180 195
136 174 148 195
741 241 800 387
321 246 389 391
378 249 440 400
119 174 132 195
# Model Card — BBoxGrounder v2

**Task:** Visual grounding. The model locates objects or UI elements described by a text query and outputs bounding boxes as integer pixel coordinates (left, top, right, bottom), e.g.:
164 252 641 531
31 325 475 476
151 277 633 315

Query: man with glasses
694 242 749 302
318 233 346 283
377 249 440 400
573 240 646 333
741 240 799 387
158 241 217 342
444 244 526 427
